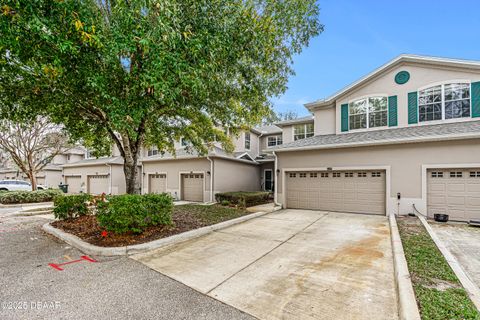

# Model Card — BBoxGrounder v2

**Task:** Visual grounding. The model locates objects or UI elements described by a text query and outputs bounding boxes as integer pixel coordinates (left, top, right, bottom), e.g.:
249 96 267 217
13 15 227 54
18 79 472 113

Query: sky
273 0 480 116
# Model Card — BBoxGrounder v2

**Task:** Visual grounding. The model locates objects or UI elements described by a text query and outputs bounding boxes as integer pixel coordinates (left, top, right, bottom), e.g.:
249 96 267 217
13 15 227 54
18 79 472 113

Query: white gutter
105 163 112 194
273 151 280 207
207 157 214 202
140 163 144 195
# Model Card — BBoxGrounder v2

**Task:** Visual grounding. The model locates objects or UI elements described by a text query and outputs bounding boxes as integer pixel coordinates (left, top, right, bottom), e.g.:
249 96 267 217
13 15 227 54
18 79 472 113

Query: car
0 180 35 191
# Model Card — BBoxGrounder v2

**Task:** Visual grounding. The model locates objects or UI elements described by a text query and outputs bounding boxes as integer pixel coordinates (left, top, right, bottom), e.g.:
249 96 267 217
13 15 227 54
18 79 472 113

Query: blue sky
274 0 480 116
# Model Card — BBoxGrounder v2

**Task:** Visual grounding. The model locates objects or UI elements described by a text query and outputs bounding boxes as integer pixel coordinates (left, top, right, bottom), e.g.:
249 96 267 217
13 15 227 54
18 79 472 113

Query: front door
264 170 273 191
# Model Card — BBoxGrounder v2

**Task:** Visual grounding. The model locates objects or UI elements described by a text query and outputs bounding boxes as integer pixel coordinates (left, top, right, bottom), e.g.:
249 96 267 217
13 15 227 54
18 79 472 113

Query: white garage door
149 174 167 194
36 177 46 186
286 170 386 215
65 176 82 194
182 174 204 202
88 175 109 195
427 169 480 222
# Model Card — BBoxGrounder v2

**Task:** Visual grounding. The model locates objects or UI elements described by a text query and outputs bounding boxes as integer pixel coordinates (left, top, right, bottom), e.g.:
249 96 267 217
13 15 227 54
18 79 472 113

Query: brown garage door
88 175 109 195
286 170 386 215
149 174 167 194
65 176 82 194
182 174 204 202
427 169 480 222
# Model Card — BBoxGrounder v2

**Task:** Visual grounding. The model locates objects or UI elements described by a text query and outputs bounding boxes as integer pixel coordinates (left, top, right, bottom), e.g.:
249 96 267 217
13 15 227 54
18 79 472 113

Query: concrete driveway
133 209 398 320
430 223 480 288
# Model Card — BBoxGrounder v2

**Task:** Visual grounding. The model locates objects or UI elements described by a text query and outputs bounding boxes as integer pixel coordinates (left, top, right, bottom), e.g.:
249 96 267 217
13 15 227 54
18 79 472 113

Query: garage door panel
428 169 480 221
65 176 82 194
88 175 109 195
286 170 385 215
149 174 166 194
182 174 204 202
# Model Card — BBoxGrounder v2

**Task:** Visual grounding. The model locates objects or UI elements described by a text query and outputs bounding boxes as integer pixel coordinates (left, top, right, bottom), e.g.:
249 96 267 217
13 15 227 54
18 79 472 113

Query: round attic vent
395 71 410 85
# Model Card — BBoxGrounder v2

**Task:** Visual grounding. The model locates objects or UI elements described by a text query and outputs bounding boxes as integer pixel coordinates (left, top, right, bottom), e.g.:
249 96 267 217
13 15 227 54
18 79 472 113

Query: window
358 172 367 177
85 149 94 159
244 132 251 150
345 172 354 178
372 172 382 177
450 171 463 178
267 135 283 147
470 171 480 178
289 173 296 178
299 173 307 178
431 171 444 178
67 155 71 161
181 138 189 147
293 123 314 141
333 172 341 178
419 83 470 122
349 96 387 130
310 173 317 178
147 148 158 157
320 172 329 178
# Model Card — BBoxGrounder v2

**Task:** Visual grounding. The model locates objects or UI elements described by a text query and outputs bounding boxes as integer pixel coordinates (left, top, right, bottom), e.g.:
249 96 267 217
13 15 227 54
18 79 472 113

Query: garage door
36 177 45 186
427 169 480 222
65 176 82 194
149 174 167 194
182 174 204 202
286 170 386 215
88 175 109 195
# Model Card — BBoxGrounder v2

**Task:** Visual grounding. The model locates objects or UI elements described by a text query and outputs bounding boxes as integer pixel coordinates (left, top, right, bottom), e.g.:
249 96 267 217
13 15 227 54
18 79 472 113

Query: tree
0 117 70 190
0 0 322 193
263 110 299 124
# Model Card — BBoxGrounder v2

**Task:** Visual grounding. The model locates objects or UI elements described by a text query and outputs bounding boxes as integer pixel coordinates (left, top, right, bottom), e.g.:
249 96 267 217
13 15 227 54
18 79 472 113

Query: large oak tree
0 0 322 193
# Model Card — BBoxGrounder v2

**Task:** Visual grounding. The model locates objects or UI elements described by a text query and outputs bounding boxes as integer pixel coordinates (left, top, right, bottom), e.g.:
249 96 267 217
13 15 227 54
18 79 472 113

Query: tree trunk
27 170 37 191
123 160 138 194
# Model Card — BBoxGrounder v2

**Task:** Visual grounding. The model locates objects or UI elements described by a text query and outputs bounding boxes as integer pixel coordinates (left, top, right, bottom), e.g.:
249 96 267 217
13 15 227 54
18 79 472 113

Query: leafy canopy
1 0 322 157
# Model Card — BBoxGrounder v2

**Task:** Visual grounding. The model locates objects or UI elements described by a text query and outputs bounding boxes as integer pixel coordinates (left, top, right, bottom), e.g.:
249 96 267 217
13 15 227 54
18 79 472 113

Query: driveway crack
206 213 329 295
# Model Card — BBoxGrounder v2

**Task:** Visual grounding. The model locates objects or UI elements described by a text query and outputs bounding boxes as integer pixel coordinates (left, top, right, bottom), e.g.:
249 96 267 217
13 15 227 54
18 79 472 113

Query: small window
244 132 251 150
289 173 296 178
320 172 329 178
267 135 283 147
449 171 463 178
345 172 354 178
358 172 367 177
181 138 189 147
333 172 341 178
293 123 314 141
299 173 307 178
431 171 444 178
310 173 317 178
148 148 158 157
469 171 480 178
372 172 382 177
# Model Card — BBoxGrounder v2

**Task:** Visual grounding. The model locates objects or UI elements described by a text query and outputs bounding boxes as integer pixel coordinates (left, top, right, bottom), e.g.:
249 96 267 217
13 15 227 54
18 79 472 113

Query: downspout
105 163 112 194
207 156 214 202
273 151 280 206
140 163 144 194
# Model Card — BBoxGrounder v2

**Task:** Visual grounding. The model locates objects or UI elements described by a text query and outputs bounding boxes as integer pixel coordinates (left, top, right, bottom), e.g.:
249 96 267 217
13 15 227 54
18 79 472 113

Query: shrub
0 189 63 204
220 200 230 206
97 194 173 234
53 194 93 220
215 191 270 208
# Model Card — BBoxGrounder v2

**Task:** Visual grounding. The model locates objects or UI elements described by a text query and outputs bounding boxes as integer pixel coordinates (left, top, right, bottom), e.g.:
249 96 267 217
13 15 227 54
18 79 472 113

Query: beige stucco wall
62 164 126 195
231 131 260 158
276 139 480 215
44 170 63 188
259 134 282 152
314 107 336 135
213 158 261 194
142 158 211 201
282 126 294 144
332 63 480 134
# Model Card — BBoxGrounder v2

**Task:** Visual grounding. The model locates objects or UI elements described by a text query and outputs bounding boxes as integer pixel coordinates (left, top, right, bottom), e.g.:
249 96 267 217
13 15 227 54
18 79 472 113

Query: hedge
97 194 173 234
53 194 93 220
215 191 270 208
0 189 63 204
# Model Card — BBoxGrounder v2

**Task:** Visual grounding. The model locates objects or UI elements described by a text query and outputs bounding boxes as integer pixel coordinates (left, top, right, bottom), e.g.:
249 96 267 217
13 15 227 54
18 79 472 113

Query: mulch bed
51 204 249 247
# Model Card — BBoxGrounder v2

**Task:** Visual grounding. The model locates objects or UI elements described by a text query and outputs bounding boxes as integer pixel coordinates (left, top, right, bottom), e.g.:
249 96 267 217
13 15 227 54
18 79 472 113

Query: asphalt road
0 209 253 320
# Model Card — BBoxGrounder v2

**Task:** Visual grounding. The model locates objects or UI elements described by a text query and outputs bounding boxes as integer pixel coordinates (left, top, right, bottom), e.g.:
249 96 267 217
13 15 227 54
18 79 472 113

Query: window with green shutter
408 92 418 124
341 104 349 132
388 95 398 127
472 81 480 118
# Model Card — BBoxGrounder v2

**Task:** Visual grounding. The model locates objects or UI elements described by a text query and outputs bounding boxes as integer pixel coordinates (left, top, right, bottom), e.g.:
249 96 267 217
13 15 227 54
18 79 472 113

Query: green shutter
472 81 480 118
341 103 349 132
408 92 418 124
388 95 398 127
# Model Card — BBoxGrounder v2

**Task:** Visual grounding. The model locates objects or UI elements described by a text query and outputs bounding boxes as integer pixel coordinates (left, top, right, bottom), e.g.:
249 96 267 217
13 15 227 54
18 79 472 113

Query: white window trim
244 132 251 151
292 123 314 141
348 94 389 131
417 80 472 124
267 135 283 148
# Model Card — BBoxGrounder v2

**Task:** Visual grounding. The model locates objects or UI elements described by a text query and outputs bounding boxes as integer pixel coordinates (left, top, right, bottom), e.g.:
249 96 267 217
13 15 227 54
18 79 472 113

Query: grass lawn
52 204 250 247
397 217 479 320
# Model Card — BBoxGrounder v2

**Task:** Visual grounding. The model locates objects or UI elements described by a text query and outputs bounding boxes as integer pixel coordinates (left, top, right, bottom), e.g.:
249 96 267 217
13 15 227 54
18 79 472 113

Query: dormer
275 116 314 144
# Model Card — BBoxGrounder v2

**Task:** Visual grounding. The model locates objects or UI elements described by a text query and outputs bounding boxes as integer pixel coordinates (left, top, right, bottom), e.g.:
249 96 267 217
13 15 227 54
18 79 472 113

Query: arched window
418 82 470 122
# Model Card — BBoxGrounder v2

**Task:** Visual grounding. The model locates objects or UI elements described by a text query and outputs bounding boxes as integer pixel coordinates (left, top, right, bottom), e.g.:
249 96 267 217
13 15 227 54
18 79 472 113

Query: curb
43 208 279 256
0 202 53 209
417 215 480 311
389 214 421 320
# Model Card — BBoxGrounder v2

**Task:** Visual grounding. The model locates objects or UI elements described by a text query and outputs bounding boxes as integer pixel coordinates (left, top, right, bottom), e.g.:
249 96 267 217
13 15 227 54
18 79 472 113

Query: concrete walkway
430 222 480 288
133 209 398 320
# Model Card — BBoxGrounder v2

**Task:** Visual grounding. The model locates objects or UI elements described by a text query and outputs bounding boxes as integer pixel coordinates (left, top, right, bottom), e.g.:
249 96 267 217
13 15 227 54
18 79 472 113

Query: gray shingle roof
275 115 314 127
273 120 480 151
254 125 282 135
61 156 124 167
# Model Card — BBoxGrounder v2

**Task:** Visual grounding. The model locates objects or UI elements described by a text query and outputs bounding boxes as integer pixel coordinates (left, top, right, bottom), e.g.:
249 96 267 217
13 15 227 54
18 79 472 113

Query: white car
0 180 45 191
